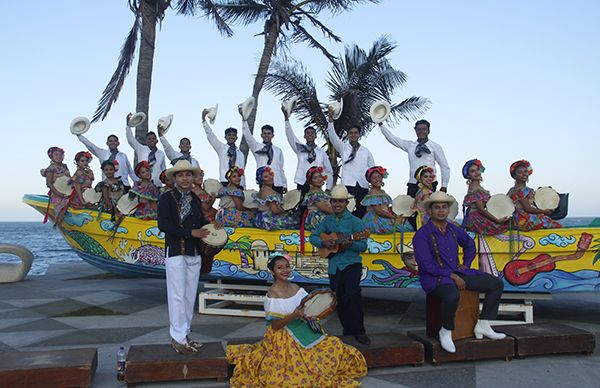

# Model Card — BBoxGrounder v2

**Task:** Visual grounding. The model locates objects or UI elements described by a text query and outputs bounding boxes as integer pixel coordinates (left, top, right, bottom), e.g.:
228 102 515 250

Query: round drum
243 189 258 209
534 186 560 210
203 179 221 196
82 188 102 204
199 224 228 274
392 195 415 217
486 194 514 219
117 195 139 215
301 289 337 320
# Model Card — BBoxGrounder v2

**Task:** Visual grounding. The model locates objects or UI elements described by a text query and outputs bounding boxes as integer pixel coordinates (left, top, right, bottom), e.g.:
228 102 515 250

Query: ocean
0 218 598 276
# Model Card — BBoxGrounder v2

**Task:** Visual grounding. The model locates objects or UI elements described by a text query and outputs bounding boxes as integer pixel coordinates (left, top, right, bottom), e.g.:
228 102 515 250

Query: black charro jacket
157 189 209 257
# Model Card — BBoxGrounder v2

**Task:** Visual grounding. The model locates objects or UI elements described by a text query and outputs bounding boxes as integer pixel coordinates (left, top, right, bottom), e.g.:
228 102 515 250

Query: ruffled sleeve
464 189 490 205
264 288 308 322
302 191 328 207
218 186 244 199
255 192 283 205
361 193 392 206
508 187 529 202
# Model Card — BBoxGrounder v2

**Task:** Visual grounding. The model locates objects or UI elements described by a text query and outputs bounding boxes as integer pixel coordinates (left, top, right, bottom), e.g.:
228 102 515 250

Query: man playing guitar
309 184 371 345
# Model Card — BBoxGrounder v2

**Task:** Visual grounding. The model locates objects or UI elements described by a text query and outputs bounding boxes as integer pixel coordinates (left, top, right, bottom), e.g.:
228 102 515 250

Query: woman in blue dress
254 166 299 230
301 166 333 231
360 166 406 234
216 166 255 228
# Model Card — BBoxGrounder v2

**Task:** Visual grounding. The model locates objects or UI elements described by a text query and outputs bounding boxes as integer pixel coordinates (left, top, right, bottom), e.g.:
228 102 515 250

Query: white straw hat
157 114 174 133
282 96 299 116
369 100 391 124
127 112 147 127
328 99 344 120
206 104 218 125
238 97 255 121
166 160 202 181
70 116 91 135
330 184 354 200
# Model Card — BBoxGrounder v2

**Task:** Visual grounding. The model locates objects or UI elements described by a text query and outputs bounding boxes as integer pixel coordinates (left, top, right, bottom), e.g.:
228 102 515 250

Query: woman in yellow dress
226 252 368 387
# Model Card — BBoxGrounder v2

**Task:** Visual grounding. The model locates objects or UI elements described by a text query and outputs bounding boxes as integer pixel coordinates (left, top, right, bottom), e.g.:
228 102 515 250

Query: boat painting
23 194 600 293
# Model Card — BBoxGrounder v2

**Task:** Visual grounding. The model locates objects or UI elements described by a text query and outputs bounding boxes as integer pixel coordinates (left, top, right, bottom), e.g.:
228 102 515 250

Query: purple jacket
412 221 480 293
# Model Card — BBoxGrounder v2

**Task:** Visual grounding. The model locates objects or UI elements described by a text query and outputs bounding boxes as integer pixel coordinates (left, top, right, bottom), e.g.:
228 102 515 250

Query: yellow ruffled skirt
227 326 367 387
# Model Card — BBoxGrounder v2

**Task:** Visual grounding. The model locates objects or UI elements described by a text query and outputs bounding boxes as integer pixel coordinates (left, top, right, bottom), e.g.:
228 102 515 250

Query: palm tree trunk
240 20 281 164
135 0 157 143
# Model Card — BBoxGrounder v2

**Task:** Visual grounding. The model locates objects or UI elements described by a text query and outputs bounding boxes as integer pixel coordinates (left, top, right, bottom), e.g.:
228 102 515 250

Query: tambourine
243 189 258 209
203 178 221 196
82 188 102 204
486 194 514 219
534 186 560 210
53 176 73 196
301 289 337 320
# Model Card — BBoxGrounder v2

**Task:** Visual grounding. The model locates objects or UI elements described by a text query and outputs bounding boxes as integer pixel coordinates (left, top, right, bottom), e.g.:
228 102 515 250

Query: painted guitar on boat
504 232 593 285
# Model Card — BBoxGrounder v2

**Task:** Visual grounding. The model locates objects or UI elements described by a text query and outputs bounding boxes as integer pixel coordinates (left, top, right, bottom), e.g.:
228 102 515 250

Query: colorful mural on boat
23 194 600 292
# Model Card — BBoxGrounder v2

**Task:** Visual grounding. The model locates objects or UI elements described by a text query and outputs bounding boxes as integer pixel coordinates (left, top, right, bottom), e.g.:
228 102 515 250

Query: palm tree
92 0 171 142
177 0 380 156
223 235 253 268
263 35 431 184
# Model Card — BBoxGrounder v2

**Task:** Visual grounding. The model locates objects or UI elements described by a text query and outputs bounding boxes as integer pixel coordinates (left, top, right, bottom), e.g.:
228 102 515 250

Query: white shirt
159 135 200 167
77 134 136 187
326 122 374 189
379 123 450 187
285 121 333 190
202 121 246 187
242 120 288 188
125 126 166 186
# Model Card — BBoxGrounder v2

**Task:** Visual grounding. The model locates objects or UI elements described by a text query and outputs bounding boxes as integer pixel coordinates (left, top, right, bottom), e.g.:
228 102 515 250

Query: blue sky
2 0 599 221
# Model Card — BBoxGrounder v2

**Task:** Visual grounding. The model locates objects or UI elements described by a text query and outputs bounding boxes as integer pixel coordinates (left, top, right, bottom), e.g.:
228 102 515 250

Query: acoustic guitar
503 233 593 285
318 230 370 258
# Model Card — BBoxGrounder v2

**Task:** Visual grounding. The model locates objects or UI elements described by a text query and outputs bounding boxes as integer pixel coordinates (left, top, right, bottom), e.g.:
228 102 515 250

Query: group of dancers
40 102 564 386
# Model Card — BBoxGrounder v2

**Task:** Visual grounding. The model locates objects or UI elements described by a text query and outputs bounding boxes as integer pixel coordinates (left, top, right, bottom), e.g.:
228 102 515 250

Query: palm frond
180 0 236 37
91 16 140 123
214 0 269 26
289 21 337 62
292 8 342 43
390 96 431 122
174 0 201 16
303 0 381 14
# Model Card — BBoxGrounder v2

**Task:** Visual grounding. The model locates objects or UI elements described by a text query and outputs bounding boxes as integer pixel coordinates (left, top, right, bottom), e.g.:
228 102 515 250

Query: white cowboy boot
474 319 506 340
439 327 456 353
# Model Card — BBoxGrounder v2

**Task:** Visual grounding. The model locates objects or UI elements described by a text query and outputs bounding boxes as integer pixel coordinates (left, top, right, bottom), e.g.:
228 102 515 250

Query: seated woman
40 146 71 225
191 168 217 223
227 253 367 387
507 160 561 230
462 159 509 235
129 161 160 220
216 166 255 228
69 151 95 209
254 166 299 230
361 166 407 234
95 160 124 217
301 166 333 231
413 165 435 229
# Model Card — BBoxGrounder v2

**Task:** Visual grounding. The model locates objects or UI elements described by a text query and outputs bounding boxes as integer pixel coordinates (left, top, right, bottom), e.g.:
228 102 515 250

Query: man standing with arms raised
283 106 334 191
126 113 166 187
309 185 371 345
76 133 136 192
241 107 287 194
412 191 505 354
158 160 210 354
326 107 374 218
202 109 246 187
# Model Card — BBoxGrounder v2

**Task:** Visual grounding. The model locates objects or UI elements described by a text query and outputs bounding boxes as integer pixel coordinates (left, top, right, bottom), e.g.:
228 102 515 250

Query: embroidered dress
130 180 160 220
360 192 397 234
216 186 255 227
226 288 367 387
302 191 329 231
507 186 562 231
254 192 300 230
95 179 124 214
69 168 95 208
415 187 433 229
41 163 70 219
463 189 509 235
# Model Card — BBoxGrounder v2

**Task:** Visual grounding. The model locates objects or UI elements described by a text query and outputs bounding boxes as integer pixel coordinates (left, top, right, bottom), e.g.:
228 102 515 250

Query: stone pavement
0 263 599 387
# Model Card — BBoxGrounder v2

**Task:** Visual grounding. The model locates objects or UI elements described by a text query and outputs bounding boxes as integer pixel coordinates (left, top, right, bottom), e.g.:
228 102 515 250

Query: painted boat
23 194 600 292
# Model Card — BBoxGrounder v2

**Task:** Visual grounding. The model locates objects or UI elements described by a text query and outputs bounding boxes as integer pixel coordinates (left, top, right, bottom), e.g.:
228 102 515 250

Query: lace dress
507 186 561 231
226 287 367 387
216 186 255 227
254 192 300 230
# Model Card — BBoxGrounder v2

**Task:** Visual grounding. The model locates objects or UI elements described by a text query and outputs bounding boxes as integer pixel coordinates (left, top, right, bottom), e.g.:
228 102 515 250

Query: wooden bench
408 330 514 366
226 333 425 368
0 347 97 388
124 342 227 386
495 323 596 357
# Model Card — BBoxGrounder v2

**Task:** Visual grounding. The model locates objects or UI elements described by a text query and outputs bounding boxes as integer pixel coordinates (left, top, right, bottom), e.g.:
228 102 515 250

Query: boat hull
23 194 600 292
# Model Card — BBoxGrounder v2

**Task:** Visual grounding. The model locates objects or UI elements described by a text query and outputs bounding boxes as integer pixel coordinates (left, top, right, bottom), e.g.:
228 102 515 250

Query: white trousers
166 255 201 344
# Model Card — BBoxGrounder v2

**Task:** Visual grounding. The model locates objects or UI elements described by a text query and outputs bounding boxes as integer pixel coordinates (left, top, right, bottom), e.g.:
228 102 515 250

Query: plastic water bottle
116 346 126 381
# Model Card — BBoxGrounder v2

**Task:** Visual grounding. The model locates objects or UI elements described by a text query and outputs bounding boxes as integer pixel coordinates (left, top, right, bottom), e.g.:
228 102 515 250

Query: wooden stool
426 289 479 340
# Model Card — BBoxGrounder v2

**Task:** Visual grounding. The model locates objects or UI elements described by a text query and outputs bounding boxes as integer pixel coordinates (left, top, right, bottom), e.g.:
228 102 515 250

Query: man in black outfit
158 160 210 355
